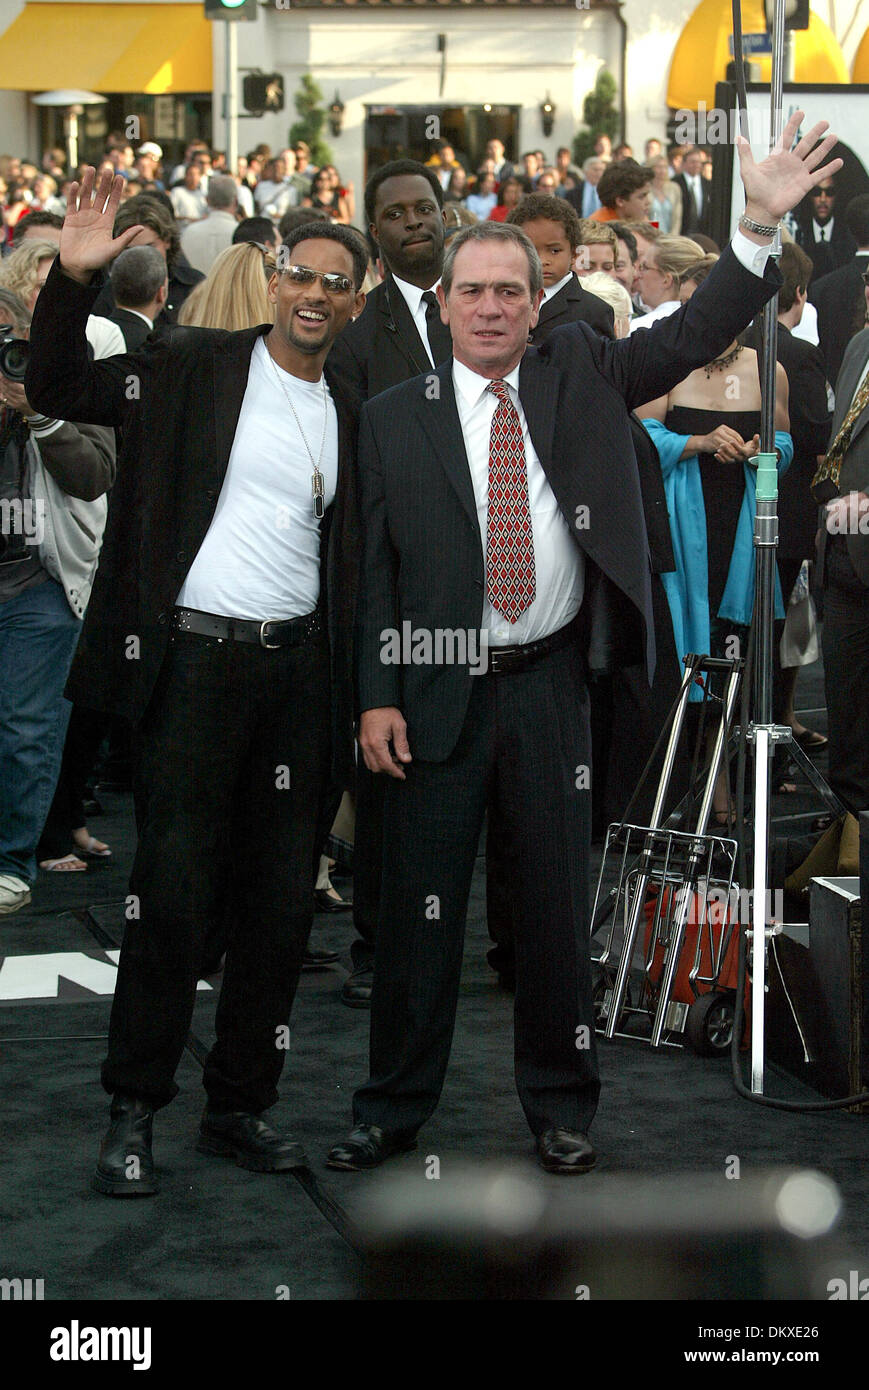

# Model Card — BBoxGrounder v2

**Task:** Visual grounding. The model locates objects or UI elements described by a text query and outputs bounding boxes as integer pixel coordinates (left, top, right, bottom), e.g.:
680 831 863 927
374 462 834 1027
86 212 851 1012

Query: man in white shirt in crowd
169 164 208 229
180 176 238 275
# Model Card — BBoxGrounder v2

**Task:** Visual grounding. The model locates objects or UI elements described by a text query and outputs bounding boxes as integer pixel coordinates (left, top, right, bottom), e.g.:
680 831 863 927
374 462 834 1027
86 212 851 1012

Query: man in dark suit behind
815 276 869 815
744 242 832 749
103 244 167 350
795 175 857 283
673 147 713 238
326 114 839 1175
810 193 869 386
27 171 366 1196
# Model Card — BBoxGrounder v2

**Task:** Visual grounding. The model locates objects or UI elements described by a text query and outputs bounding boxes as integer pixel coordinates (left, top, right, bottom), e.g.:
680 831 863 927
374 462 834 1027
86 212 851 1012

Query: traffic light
204 0 257 21
242 73 285 116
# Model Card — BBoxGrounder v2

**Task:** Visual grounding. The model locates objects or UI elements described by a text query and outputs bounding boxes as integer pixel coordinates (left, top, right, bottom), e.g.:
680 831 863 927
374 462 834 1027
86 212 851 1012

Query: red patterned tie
486 379 536 623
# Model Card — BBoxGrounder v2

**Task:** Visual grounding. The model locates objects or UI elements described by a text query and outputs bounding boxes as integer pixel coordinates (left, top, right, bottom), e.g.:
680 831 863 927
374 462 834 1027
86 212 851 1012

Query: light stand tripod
737 0 847 1094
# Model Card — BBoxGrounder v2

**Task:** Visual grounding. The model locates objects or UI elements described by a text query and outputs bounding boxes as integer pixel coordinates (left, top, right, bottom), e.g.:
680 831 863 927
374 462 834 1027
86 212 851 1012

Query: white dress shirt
687 172 703 215
813 217 834 243
452 358 584 646
391 273 443 367
449 231 773 641
542 271 575 304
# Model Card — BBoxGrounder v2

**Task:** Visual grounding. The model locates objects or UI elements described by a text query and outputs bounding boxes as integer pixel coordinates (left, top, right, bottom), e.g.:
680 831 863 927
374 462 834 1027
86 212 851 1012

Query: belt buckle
259 619 281 650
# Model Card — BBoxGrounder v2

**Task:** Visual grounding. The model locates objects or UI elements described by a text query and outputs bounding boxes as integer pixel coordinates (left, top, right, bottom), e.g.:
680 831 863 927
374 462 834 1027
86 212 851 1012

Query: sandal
72 833 112 859
792 727 828 751
39 854 87 872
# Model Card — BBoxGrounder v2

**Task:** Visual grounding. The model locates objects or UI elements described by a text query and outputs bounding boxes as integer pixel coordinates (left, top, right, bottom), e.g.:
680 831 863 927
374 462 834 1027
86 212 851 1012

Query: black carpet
1 660 866 1302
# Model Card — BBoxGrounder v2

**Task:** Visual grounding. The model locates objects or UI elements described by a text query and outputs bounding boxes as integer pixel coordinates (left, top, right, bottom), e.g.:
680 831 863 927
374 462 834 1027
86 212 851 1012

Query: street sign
728 32 773 56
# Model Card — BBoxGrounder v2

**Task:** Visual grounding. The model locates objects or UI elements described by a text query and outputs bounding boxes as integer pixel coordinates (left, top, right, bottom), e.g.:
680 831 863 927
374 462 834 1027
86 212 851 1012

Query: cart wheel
591 967 633 1030
685 991 736 1057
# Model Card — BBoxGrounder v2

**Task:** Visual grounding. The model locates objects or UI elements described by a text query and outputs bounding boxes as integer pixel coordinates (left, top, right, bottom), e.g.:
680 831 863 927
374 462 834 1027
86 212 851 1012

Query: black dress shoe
326 1123 417 1171
196 1108 307 1171
314 888 353 913
536 1128 597 1175
303 945 340 968
341 965 373 1008
92 1094 159 1197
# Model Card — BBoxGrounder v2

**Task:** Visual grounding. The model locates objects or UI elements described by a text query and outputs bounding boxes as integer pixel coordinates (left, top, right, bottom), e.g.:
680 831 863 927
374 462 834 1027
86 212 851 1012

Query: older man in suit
326 114 841 1175
815 270 869 816
27 169 366 1196
331 165 613 1003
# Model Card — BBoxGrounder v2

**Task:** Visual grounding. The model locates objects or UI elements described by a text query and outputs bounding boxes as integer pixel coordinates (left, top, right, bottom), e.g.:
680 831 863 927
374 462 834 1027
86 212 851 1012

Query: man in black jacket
27 169 365 1197
104 245 167 350
794 174 856 283
810 193 869 386
674 147 714 238
330 167 612 1001
326 114 840 1176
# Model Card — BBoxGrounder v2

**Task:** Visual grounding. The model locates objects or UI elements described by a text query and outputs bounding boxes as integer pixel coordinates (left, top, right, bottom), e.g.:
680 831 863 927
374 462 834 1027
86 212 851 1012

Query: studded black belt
172 605 322 649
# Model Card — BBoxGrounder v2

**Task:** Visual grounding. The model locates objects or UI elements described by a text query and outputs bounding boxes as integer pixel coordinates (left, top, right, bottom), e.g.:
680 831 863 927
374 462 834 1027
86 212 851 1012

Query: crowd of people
1 113 866 1189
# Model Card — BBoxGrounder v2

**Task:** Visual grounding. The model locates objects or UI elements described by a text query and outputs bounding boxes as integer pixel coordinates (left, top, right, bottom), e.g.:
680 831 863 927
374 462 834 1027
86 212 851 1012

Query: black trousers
353 640 600 1138
823 542 869 817
102 622 331 1112
354 740 515 976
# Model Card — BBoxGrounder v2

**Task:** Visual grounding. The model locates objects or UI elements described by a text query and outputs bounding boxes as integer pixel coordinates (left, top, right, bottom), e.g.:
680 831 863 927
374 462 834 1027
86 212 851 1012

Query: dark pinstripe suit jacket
355 246 781 762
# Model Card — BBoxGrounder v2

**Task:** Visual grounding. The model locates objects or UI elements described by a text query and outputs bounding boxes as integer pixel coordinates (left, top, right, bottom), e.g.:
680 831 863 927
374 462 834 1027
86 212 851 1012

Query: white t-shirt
176 337 338 620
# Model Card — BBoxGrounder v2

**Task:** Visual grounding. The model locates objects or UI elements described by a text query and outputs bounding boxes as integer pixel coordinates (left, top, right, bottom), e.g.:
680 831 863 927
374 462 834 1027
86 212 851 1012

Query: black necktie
422 290 452 366
818 228 827 241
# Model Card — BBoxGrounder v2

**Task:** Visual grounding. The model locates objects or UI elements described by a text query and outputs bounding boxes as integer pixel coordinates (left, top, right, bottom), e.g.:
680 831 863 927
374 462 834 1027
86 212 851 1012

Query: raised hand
737 111 842 225
60 167 144 284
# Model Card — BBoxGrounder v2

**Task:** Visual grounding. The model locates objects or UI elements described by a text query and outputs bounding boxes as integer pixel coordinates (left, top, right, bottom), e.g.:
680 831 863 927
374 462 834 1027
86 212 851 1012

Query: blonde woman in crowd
580 271 634 338
177 241 274 330
630 234 704 331
0 238 59 312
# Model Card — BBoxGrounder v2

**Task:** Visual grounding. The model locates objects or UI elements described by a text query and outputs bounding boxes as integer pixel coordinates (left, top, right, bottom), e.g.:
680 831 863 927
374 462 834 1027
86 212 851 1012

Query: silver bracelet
25 413 57 430
739 213 780 237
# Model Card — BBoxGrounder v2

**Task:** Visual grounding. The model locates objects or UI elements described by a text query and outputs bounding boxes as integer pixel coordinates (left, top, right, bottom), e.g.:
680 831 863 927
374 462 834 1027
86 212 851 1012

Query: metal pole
224 20 239 174
748 0 786 1094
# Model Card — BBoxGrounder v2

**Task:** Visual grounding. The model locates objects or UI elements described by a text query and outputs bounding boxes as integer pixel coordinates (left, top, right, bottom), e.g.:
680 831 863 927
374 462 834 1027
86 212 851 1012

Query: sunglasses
281 264 354 295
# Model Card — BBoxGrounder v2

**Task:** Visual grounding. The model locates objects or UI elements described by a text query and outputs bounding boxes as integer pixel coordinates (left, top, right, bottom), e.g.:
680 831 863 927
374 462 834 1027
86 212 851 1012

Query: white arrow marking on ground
0 952 212 1000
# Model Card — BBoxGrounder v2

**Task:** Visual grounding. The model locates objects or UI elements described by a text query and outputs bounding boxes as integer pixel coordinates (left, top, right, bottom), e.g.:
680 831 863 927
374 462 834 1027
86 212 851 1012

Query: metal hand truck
590 654 750 1055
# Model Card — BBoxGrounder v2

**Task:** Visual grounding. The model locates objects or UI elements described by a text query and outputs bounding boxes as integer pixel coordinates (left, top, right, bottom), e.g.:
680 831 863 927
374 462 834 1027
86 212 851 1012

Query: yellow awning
852 27 869 82
0 3 212 93
668 0 849 111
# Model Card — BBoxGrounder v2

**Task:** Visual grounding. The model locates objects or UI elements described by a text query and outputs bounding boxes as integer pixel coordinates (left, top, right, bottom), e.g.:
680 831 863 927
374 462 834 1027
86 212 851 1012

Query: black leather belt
486 616 579 675
172 605 322 649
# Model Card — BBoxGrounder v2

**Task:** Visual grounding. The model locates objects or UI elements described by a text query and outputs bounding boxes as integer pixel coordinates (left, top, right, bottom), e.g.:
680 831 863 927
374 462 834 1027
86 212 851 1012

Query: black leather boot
92 1094 159 1196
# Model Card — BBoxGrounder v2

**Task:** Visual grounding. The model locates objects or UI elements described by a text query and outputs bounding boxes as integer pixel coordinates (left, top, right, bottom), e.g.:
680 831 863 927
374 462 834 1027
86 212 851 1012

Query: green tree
572 68 620 168
289 73 333 167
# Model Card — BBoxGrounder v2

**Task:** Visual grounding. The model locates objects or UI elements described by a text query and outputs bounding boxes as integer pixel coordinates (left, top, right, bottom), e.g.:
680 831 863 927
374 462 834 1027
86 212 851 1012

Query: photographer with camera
0 286 115 914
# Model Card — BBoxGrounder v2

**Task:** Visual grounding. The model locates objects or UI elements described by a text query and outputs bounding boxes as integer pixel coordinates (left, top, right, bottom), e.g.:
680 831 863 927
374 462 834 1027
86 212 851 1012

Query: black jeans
102 621 331 1113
